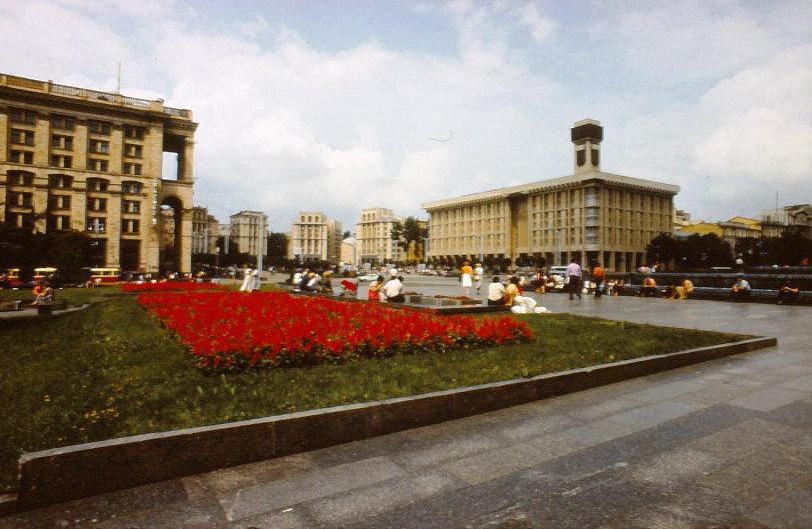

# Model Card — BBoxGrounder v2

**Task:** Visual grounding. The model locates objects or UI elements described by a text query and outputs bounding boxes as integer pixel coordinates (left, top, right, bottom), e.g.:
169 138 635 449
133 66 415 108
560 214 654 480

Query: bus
33 267 58 282
89 267 120 286
4 268 23 288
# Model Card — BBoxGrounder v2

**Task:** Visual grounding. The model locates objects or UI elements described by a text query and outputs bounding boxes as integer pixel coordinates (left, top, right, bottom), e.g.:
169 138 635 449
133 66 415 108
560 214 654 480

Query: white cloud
516 4 556 44
1 0 809 231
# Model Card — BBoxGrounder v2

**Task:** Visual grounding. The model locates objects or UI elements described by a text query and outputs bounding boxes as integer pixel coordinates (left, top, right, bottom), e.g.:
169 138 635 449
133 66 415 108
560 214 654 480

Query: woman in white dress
460 261 473 295
239 267 253 291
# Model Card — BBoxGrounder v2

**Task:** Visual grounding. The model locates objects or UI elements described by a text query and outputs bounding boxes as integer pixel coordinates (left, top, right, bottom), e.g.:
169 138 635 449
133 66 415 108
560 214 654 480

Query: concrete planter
7 336 776 512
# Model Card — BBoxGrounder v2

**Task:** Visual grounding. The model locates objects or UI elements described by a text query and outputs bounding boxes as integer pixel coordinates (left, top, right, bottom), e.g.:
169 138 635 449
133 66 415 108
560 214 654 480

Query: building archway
159 195 184 275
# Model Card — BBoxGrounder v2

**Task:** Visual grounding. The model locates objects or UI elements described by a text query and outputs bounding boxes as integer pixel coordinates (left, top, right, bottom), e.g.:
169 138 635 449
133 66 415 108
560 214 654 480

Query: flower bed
137 291 533 370
122 282 227 293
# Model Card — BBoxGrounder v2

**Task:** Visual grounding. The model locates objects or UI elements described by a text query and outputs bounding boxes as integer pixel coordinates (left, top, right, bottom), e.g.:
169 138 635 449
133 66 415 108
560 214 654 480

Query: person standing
460 261 473 295
474 263 484 294
251 268 261 291
591 261 605 298
239 267 253 292
566 257 582 300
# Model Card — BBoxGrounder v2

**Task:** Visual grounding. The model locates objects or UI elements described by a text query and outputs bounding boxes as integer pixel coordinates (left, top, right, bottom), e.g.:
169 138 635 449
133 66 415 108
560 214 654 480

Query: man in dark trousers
566 257 582 300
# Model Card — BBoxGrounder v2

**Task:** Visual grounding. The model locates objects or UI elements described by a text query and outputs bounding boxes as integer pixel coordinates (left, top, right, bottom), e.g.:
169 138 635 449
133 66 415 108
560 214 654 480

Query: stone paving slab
2 293 809 528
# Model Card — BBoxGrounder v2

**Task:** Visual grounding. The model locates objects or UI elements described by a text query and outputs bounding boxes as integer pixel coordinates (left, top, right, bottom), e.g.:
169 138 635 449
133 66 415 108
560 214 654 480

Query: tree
267 232 289 258
342 230 351 239
391 217 428 263
646 233 680 267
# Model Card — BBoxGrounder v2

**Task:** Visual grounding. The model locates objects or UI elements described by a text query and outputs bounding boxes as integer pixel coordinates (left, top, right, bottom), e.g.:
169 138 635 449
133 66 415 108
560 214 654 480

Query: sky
1 0 810 232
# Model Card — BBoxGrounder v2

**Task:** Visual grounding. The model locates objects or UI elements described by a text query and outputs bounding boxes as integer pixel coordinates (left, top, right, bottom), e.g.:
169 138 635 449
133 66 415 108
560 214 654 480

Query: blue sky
2 0 810 231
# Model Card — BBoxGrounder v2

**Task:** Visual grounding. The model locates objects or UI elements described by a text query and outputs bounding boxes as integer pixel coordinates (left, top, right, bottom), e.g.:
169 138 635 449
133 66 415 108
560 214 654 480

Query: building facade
421 119 680 272
230 210 267 256
191 206 219 254
0 72 197 272
289 211 328 261
356 207 403 264
326 218 343 263
760 204 812 239
340 236 357 265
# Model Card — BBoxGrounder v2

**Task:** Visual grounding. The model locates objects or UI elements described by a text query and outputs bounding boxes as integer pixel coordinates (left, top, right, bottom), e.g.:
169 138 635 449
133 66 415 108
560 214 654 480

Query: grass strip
0 296 749 491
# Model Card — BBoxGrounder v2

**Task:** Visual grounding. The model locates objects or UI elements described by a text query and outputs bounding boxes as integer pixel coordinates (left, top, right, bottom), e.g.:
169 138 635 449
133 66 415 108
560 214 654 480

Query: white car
358 273 379 282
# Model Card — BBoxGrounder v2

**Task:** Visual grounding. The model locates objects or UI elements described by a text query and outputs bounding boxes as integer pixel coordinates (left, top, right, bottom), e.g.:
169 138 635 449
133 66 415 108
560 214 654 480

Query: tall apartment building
341 236 357 265
0 73 197 272
356 207 403 264
421 119 680 272
230 210 267 256
191 206 219 254
287 211 342 262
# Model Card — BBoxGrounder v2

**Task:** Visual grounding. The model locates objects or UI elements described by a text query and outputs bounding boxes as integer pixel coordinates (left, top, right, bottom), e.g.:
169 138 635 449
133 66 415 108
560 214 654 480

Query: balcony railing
1 73 192 119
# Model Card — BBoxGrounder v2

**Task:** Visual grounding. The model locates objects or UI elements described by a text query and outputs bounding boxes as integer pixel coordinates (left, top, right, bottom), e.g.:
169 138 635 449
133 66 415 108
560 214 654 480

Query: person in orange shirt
591 261 605 298
460 260 474 295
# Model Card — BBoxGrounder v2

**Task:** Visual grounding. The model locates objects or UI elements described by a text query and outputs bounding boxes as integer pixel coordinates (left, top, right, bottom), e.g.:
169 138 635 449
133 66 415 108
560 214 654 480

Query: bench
36 300 68 315
0 300 22 312
622 285 810 305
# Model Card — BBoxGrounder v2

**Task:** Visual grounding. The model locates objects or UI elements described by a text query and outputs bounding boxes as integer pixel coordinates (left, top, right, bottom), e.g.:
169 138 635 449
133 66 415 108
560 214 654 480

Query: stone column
109 124 123 174
179 207 192 273
105 193 121 267
181 138 194 182
0 111 8 162
74 121 88 170
34 116 50 166
32 172 49 234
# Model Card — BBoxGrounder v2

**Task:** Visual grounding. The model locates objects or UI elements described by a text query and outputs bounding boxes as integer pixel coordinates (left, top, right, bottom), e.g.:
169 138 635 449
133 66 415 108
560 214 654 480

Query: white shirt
383 278 403 298
487 282 506 301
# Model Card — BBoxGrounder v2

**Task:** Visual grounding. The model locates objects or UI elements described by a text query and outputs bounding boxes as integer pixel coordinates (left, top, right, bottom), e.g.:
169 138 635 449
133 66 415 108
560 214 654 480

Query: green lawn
0 296 749 491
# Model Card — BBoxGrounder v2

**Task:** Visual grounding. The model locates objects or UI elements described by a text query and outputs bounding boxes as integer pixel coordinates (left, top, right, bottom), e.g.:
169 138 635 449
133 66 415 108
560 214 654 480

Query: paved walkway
3 296 810 528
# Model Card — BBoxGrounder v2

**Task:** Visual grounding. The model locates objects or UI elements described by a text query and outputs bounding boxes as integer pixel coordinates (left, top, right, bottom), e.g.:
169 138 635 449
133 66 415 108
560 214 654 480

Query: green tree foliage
646 233 733 270
266 232 289 258
0 223 95 281
391 217 428 262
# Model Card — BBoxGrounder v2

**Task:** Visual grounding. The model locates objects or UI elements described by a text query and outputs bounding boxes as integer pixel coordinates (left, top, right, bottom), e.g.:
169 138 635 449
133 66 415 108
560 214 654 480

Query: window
51 135 73 150
122 200 141 214
47 215 71 231
9 172 34 186
86 178 109 191
123 163 142 175
124 126 144 140
121 181 142 194
48 174 73 188
87 197 107 212
51 115 76 131
124 143 143 157
10 151 34 164
88 120 111 135
10 108 36 125
49 195 71 209
50 155 73 168
87 158 109 172
5 212 33 228
10 129 34 145
123 219 140 234
89 140 110 154
86 218 106 233
9 192 33 207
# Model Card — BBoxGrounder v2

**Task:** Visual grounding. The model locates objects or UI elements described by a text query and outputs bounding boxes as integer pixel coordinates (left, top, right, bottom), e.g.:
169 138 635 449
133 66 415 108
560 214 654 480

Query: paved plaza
3 287 811 528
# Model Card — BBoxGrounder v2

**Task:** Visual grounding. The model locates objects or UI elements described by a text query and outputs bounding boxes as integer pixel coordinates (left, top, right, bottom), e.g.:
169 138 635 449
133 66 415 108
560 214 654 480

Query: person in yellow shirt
504 277 520 306
672 278 694 300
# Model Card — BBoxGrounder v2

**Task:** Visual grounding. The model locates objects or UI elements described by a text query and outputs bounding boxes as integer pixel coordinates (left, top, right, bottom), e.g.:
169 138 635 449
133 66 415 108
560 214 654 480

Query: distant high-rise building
421 119 680 271
356 207 403 264
288 211 342 262
0 72 197 272
191 206 219 254
230 210 268 256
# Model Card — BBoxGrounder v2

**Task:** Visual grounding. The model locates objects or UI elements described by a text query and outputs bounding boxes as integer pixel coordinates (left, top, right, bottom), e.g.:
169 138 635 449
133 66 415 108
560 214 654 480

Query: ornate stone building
0 73 197 272
191 206 219 255
422 119 680 272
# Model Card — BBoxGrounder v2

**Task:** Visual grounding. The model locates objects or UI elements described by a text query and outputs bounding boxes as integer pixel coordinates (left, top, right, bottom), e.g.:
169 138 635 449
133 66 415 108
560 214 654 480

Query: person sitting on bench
777 279 799 305
31 281 54 305
730 275 751 302
640 275 658 297
671 278 694 300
